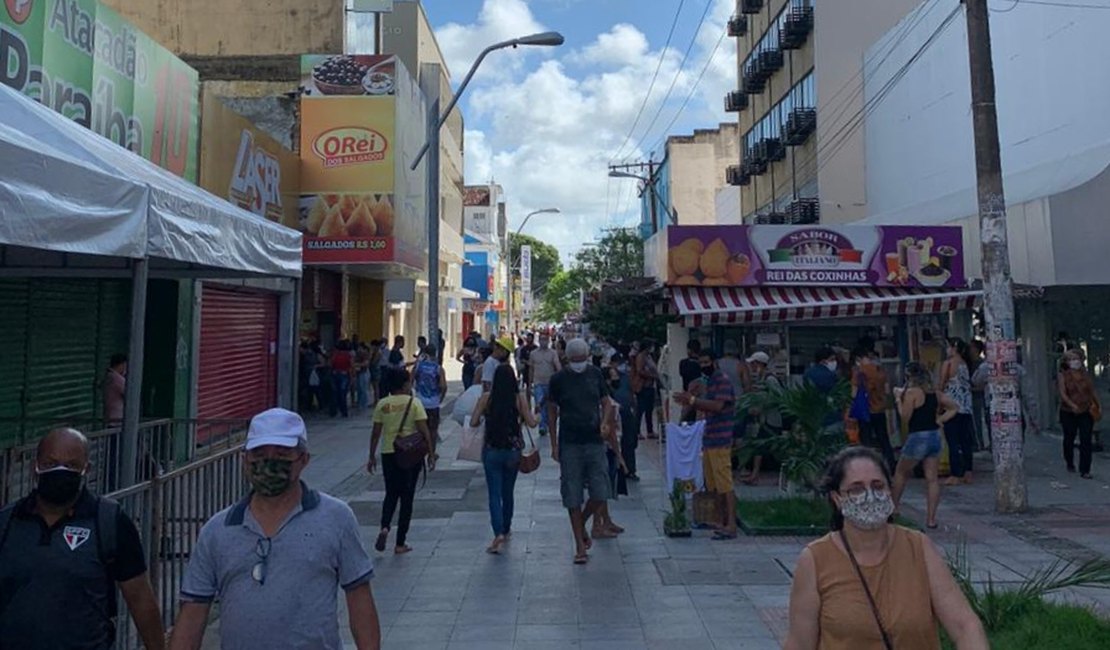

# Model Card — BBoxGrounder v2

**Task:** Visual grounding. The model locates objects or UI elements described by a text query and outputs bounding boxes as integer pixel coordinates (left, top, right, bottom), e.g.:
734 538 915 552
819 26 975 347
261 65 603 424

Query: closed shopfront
0 279 130 445
197 285 280 423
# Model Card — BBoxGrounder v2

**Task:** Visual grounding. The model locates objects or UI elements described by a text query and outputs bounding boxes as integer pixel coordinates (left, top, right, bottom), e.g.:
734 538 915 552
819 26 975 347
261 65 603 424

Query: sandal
374 529 389 553
573 552 589 565
486 536 505 554
582 533 592 550
607 523 626 534
591 529 618 540
394 545 413 555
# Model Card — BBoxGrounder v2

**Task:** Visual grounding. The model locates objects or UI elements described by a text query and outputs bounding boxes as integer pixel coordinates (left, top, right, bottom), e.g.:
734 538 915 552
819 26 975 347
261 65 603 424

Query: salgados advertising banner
298 54 427 269
1 0 200 181
666 225 966 288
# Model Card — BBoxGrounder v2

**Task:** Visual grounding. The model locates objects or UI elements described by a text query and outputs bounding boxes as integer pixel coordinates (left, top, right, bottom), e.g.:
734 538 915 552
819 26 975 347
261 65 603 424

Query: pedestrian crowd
2 328 1092 649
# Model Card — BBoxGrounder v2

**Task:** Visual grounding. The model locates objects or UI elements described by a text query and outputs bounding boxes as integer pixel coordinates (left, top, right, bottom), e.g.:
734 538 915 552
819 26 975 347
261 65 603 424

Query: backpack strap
96 497 120 568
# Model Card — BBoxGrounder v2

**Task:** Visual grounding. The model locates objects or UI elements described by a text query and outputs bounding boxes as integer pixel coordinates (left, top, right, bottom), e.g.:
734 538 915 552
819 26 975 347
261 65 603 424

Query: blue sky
418 0 736 262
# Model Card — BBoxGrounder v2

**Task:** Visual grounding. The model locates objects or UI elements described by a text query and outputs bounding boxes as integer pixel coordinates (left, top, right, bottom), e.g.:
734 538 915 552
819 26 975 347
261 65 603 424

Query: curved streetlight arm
515 208 560 237
411 32 565 170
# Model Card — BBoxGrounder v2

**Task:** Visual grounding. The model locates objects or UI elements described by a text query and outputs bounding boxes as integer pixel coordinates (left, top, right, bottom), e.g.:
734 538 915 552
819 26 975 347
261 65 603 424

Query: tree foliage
582 284 671 344
574 228 643 286
536 268 588 322
509 233 562 296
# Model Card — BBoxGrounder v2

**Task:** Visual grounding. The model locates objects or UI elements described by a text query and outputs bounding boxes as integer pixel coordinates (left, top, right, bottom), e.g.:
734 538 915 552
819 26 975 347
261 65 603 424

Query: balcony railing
781 6 815 50
728 14 748 37
757 137 786 163
788 198 821 224
758 49 785 75
741 0 765 15
725 90 748 113
784 107 817 145
726 164 751 187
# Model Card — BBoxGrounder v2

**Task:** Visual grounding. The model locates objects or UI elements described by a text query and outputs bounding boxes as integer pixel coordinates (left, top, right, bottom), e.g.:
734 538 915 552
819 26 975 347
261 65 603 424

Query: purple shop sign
666 225 966 288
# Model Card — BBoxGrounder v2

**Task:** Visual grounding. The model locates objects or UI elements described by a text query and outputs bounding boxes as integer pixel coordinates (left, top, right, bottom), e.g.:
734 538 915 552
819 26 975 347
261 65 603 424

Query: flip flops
374 529 389 553
711 530 738 541
573 552 589 565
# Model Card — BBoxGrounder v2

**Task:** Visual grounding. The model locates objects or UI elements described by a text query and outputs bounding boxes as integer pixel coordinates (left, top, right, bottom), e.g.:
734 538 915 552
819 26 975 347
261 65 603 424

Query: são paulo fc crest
63 526 91 551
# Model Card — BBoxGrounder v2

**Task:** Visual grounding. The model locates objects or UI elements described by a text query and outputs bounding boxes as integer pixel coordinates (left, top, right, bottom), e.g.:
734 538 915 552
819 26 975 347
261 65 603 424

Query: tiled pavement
199 380 1110 648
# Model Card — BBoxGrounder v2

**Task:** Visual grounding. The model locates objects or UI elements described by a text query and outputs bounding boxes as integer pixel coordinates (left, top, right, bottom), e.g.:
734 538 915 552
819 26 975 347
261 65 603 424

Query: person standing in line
310 341 329 412
547 338 615 565
633 339 661 440
368 339 384 406
939 338 976 486
519 332 538 406
679 339 703 391
329 340 353 418
740 352 781 486
413 345 448 449
415 336 429 362
169 409 380 650
368 368 435 555
101 353 128 424
388 335 406 368
784 447 988 650
968 339 989 450
469 364 538 554
891 363 959 529
675 350 738 539
481 336 514 392
355 341 372 411
852 347 897 472
804 347 841 396
608 348 640 481
436 328 447 366
529 332 562 436
458 334 479 390
1059 349 1099 479
0 428 165 650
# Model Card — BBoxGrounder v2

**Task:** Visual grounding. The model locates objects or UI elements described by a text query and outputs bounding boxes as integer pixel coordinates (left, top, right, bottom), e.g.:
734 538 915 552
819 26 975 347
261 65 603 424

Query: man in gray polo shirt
169 408 380 650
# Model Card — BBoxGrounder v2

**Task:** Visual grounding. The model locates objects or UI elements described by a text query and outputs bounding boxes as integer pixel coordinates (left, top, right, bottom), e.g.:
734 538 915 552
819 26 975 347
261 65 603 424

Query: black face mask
701 366 714 378
36 467 84 505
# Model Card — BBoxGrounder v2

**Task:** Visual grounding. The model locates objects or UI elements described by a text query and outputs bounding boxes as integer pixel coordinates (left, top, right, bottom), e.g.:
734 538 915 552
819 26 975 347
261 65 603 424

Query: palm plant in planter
663 480 692 537
736 379 850 497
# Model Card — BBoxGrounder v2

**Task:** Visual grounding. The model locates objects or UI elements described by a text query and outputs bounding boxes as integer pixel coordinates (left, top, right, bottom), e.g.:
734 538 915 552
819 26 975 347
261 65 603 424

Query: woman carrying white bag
465 364 538 554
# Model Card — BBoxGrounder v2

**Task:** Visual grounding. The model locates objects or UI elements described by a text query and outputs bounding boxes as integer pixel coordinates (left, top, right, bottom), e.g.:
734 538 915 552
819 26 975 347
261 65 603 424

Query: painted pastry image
301 194 395 237
669 236 750 286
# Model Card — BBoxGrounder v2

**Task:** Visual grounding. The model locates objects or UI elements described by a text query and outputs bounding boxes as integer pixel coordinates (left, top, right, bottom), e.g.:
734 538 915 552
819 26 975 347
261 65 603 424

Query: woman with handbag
1059 349 1099 478
784 447 987 650
368 367 435 555
470 364 538 554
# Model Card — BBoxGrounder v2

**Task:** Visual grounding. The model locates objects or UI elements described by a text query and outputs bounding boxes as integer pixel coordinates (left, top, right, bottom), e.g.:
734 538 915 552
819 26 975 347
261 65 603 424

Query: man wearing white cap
169 409 381 650
740 352 780 486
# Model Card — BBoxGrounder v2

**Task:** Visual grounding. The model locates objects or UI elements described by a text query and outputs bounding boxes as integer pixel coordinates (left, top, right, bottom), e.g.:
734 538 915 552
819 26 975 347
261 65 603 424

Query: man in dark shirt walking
0 428 165 649
679 339 703 391
548 338 615 565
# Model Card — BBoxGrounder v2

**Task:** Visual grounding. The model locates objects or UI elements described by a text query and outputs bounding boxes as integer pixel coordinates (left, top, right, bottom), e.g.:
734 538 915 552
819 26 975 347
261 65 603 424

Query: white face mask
569 360 589 373
1070 360 1083 370
839 488 894 530
824 360 838 373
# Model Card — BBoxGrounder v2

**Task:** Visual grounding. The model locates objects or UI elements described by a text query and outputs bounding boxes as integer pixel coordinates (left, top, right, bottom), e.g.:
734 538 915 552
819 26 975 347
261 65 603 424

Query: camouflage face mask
248 458 296 497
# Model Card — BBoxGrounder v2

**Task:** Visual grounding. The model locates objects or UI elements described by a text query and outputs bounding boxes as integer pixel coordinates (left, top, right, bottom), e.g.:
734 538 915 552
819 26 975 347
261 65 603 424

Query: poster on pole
521 245 533 313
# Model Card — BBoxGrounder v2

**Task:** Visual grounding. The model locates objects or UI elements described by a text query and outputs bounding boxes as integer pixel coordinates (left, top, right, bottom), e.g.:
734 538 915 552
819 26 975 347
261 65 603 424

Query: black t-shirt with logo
0 489 146 649
549 365 612 445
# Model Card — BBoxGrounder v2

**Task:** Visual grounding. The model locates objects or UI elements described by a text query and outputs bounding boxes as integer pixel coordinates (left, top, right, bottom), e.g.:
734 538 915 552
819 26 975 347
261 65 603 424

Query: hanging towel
666 420 705 491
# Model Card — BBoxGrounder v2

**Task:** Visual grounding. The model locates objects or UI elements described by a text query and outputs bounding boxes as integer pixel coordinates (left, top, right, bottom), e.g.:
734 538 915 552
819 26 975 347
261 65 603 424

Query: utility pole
609 158 665 234
964 0 1027 512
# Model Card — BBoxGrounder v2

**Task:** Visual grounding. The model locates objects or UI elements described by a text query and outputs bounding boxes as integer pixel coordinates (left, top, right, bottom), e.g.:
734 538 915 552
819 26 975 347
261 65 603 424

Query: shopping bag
457 425 484 463
451 385 483 425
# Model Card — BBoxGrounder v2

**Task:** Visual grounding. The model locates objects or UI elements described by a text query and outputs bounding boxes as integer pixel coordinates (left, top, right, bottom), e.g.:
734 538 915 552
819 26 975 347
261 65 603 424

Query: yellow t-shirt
373 395 428 454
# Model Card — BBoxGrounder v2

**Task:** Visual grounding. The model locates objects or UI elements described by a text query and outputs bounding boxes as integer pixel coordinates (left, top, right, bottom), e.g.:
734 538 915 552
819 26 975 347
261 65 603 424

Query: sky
420 0 737 263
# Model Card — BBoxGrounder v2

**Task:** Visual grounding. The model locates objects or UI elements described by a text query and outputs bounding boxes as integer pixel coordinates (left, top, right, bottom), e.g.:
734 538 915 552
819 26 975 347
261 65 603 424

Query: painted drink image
937 245 958 272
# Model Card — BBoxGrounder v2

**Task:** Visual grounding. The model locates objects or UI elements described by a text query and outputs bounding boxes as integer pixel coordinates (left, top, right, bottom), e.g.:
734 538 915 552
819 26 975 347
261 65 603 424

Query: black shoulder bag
840 530 894 650
392 397 429 469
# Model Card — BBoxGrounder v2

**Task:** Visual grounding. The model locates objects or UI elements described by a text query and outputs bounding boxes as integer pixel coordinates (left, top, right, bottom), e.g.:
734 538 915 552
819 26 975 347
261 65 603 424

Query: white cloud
436 0 548 82
444 0 735 261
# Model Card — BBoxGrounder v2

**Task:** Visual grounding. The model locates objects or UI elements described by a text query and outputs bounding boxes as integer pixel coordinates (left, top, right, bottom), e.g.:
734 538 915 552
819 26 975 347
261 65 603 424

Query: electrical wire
611 0 688 163
1014 0 1110 8
622 0 717 163
645 27 729 156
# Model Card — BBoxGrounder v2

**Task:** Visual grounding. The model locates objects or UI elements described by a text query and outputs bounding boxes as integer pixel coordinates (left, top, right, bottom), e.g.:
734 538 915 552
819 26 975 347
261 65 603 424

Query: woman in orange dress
783 447 987 650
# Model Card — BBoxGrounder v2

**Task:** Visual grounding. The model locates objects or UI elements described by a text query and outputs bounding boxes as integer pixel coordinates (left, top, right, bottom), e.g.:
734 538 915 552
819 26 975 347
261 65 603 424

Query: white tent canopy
0 82 301 278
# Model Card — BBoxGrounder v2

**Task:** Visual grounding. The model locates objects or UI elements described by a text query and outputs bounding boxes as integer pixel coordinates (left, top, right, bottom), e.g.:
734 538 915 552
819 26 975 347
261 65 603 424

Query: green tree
582 283 672 344
509 233 562 296
574 228 643 286
537 268 588 322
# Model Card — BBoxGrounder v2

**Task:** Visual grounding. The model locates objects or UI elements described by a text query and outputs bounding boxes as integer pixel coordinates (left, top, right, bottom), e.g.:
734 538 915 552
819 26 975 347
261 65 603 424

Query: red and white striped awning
672 286 980 327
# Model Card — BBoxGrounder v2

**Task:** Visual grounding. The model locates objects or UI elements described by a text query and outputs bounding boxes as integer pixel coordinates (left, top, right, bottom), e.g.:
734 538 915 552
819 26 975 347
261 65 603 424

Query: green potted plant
663 480 692 537
736 379 850 497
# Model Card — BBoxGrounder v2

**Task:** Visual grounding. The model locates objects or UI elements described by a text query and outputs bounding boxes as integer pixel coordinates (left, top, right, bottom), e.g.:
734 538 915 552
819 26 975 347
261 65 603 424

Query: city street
197 382 1110 650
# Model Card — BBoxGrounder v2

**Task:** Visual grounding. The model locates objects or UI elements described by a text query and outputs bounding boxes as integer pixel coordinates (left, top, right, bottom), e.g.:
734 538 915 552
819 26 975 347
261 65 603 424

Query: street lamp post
506 208 559 332
411 31 563 350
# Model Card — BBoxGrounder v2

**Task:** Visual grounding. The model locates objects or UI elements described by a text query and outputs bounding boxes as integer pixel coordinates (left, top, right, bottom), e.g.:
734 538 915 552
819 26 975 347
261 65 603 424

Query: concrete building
463 184 508 336
105 0 469 354
724 0 921 224
857 1 1110 429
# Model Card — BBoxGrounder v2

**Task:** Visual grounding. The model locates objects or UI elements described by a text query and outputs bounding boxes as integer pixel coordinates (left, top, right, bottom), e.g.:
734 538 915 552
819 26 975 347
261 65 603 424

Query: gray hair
566 338 590 360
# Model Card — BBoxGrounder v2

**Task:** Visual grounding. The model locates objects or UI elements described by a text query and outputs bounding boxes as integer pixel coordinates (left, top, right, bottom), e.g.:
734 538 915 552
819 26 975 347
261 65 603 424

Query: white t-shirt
481 356 502 387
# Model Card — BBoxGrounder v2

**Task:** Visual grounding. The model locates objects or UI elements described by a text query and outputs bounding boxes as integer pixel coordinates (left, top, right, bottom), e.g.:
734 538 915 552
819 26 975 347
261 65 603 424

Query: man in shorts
676 350 737 539
548 338 615 564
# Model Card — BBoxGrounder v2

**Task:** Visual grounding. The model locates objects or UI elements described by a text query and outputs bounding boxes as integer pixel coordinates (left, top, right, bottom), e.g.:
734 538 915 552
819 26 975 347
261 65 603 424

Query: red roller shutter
198 286 279 425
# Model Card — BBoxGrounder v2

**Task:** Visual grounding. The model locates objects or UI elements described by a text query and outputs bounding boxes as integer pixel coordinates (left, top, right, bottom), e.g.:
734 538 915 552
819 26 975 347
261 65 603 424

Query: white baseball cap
245 408 308 451
746 351 771 365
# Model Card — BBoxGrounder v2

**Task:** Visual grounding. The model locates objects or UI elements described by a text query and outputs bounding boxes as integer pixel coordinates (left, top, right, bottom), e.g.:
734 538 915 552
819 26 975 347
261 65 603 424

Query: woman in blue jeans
470 364 538 554
891 362 960 529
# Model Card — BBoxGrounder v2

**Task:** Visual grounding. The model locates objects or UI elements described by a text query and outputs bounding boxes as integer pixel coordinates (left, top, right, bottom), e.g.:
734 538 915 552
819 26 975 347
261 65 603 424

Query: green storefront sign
1 0 199 181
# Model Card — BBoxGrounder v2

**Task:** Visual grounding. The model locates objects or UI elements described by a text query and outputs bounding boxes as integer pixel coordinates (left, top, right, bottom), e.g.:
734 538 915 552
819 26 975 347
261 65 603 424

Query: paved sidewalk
199 392 1110 648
